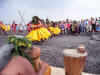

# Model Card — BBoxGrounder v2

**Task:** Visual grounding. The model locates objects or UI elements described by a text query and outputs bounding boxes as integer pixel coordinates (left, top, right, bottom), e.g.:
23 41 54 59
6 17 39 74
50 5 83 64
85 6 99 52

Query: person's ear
28 50 32 54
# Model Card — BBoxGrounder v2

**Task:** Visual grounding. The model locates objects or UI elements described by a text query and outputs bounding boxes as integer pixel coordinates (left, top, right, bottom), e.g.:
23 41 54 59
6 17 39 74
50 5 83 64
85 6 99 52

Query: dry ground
0 32 100 74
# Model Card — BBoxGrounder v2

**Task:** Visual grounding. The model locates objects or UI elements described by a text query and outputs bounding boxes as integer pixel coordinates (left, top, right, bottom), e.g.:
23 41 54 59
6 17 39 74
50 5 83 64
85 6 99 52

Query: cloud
65 0 100 20
0 0 100 24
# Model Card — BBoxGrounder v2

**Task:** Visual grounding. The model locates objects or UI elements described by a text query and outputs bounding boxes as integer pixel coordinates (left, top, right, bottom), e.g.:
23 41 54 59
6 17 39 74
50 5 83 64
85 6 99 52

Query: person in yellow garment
48 22 61 37
4 24 11 31
0 21 5 30
53 22 61 36
47 21 54 36
0 21 10 31
26 16 51 44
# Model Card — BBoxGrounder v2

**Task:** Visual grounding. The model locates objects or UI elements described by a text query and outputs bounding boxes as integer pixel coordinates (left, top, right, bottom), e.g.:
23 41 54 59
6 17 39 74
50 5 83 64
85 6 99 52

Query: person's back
1 56 47 75
1 56 36 75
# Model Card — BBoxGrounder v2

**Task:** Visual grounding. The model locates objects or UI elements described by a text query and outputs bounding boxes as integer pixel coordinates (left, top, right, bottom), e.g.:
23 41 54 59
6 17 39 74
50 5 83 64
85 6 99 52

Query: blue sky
0 0 100 24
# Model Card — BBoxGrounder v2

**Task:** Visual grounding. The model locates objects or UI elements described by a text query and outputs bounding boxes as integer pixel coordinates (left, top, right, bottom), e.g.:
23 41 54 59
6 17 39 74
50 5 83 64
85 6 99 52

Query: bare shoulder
1 56 35 75
0 56 24 75
0 71 19 75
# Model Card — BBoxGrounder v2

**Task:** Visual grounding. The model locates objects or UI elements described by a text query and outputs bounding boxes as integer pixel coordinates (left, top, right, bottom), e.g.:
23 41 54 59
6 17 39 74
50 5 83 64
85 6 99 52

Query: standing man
12 21 17 34
60 21 65 34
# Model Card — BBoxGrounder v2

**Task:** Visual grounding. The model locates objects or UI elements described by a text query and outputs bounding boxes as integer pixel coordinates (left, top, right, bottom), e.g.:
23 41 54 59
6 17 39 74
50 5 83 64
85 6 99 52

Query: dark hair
52 22 56 27
31 16 41 25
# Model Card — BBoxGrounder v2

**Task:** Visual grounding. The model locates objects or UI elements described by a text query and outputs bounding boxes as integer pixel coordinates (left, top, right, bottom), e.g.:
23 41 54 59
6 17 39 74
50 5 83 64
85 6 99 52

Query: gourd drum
28 47 51 75
63 49 87 75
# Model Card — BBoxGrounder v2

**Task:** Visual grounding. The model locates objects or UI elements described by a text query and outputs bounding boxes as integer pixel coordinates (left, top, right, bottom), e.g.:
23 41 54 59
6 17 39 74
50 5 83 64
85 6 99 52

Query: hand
37 61 47 75
39 61 47 71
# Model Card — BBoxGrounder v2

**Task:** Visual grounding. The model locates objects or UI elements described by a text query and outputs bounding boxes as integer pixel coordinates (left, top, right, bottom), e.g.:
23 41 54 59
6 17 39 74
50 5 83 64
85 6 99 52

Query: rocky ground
0 31 100 74
36 33 100 74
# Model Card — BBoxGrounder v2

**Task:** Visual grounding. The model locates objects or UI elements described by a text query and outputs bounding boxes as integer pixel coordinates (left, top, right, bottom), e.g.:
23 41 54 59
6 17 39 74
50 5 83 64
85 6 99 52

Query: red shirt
12 24 17 31
12 24 17 28
67 24 70 30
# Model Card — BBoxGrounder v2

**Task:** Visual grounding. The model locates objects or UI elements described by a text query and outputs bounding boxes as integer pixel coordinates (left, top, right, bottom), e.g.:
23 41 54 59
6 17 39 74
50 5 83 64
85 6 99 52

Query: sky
0 0 100 24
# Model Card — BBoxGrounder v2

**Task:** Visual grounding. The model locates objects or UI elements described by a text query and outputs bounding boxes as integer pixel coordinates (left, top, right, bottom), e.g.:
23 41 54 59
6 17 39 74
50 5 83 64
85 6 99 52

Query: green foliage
7 35 32 49
20 50 34 66
7 35 34 66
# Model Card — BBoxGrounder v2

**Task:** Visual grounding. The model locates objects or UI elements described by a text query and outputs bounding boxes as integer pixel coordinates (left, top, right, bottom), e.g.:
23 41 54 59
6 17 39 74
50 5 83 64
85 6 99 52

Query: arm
38 21 43 27
30 21 43 28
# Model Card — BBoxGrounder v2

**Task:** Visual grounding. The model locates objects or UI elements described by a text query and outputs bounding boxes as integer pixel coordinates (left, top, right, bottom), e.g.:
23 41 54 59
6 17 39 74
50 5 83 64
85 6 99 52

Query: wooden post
63 49 87 75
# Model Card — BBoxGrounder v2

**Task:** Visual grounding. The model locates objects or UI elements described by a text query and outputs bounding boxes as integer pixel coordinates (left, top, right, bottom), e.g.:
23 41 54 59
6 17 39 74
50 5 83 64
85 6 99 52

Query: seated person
0 44 47 75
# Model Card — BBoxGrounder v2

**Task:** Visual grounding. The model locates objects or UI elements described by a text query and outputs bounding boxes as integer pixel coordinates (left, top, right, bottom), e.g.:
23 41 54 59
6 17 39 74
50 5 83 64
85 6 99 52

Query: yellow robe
48 27 61 35
53 27 61 35
26 26 51 41
1 24 10 31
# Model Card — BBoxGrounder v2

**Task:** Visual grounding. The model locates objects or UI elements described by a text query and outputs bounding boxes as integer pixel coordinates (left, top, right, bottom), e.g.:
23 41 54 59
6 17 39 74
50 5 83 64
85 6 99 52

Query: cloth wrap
0 44 14 71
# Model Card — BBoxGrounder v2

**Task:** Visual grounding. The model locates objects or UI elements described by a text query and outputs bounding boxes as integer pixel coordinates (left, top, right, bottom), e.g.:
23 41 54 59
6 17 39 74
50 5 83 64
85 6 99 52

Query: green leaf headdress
31 16 41 25
6 35 34 66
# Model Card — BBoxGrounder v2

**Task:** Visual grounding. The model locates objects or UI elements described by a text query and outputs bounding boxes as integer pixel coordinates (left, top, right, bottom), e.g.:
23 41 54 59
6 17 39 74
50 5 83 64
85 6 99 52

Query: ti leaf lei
6 35 34 66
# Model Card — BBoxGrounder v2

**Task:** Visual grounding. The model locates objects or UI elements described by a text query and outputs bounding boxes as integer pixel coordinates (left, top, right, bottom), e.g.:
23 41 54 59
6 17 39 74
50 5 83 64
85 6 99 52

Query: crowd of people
58 17 100 35
0 16 61 44
0 21 26 33
0 17 100 37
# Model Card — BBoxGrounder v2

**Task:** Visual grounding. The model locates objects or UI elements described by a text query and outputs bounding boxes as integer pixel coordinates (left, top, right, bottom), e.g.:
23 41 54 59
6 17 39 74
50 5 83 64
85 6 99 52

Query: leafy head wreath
31 16 41 25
